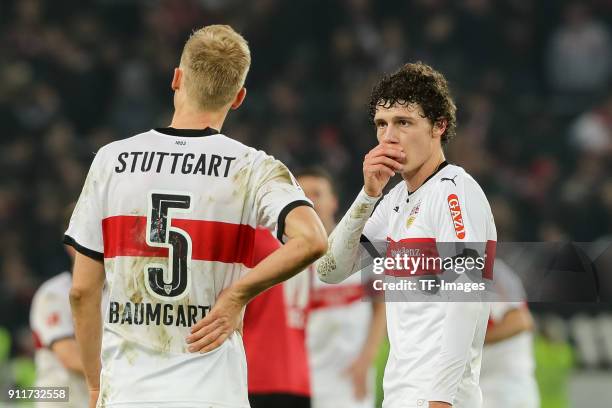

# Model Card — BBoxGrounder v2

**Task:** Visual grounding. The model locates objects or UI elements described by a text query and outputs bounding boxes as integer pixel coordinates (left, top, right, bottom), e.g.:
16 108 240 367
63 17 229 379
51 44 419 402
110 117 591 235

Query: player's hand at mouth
186 288 244 353
363 142 405 197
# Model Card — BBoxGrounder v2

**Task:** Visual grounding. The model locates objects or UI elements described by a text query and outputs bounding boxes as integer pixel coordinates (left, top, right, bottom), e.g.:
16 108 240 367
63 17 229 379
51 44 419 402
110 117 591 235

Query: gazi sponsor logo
447 194 465 239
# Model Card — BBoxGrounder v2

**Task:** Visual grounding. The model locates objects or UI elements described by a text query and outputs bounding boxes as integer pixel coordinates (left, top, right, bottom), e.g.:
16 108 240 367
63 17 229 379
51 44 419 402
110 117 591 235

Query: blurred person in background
30 204 105 408
243 227 313 408
547 2 611 97
569 92 612 156
481 259 539 408
297 167 386 408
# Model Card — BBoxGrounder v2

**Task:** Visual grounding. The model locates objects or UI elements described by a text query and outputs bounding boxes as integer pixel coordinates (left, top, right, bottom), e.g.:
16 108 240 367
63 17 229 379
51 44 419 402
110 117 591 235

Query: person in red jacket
243 227 312 408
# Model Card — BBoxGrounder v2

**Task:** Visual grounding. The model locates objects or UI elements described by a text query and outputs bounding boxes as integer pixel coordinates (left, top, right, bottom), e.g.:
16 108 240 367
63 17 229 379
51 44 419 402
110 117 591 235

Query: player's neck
170 106 228 132
402 150 446 193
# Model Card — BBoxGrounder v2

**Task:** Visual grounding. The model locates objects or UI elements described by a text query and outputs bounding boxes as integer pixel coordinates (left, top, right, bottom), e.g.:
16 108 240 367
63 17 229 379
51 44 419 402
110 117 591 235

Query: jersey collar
154 127 220 137
407 160 449 196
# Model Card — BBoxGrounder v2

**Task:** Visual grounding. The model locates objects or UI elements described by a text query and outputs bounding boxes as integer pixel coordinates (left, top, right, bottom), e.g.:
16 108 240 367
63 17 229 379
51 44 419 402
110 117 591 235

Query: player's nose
381 126 399 144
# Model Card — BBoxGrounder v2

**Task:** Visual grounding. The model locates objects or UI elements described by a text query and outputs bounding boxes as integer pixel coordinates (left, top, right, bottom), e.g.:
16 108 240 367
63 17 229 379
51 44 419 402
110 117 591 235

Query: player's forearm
69 289 102 390
428 302 484 404
317 188 380 284
485 308 533 344
359 301 387 363
52 339 84 374
232 215 327 304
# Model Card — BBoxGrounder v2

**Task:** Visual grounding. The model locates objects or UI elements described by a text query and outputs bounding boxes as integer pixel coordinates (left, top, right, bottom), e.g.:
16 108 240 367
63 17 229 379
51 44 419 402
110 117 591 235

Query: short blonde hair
179 25 251 110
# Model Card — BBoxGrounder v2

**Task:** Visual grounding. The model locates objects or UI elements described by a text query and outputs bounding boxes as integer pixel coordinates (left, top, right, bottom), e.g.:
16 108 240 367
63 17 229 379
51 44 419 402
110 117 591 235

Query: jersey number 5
145 191 193 301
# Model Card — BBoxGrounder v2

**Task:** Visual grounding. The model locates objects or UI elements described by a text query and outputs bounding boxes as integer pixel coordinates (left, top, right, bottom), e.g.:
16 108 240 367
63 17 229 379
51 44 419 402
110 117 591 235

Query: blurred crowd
0 0 611 362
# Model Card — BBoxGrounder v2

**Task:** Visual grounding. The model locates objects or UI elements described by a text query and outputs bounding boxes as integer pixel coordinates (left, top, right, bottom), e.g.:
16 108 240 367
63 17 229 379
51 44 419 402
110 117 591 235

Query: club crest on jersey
406 201 421 228
447 194 465 239
46 312 60 326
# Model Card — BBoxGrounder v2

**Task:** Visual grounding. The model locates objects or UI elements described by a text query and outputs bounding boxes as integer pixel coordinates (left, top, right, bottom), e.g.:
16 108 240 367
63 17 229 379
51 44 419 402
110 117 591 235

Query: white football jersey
30 272 88 408
64 127 311 408
362 162 496 408
307 270 374 408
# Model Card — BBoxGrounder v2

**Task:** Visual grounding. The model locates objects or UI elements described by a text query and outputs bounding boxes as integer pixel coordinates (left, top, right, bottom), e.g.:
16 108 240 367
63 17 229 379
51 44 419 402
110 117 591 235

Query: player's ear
331 195 339 214
231 87 247 110
433 118 447 140
171 68 182 91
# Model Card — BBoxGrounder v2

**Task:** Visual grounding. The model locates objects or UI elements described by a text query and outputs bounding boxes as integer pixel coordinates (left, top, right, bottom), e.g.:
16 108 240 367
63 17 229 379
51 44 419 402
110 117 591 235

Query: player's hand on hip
363 143 404 197
186 289 243 353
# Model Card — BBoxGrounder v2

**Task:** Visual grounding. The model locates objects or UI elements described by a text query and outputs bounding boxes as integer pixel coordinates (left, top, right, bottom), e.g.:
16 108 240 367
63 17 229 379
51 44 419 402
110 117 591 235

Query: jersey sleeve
30 284 74 348
490 259 527 320
362 191 392 243
490 302 525 322
64 151 106 261
252 155 312 243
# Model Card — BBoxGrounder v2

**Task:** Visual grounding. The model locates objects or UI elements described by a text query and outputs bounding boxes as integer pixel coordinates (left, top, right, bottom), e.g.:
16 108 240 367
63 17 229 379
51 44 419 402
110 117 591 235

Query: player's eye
375 122 387 129
398 119 410 126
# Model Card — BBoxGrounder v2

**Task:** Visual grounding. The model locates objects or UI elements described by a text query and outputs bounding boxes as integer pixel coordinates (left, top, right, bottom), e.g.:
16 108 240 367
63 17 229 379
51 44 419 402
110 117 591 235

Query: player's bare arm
186 205 327 353
344 300 386 400
51 339 84 373
485 307 534 345
69 252 105 408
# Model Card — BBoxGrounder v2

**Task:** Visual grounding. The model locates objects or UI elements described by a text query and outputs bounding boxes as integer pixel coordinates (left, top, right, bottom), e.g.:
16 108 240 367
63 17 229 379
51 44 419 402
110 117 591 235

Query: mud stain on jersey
232 163 251 197
232 164 250 184
126 256 166 304
346 235 360 250
99 377 110 407
350 203 372 219
111 257 211 354
119 340 137 365
157 326 172 353
132 215 149 246
262 157 292 185
317 252 337 277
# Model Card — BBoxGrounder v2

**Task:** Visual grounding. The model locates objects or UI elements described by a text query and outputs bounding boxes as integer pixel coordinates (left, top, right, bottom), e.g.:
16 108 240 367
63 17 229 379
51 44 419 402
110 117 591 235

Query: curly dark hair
368 62 457 144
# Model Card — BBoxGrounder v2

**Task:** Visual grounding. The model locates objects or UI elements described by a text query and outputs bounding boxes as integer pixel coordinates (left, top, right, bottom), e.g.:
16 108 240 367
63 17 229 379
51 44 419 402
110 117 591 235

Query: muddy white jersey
65 127 311 407
362 162 496 408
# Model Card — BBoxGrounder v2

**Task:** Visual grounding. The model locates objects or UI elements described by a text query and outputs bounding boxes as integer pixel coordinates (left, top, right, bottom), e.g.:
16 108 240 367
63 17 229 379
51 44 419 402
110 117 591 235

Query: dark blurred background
0 0 611 404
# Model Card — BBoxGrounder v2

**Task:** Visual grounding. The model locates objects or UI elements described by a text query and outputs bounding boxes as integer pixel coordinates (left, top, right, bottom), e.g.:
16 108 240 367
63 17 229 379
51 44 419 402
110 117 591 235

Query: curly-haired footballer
316 62 497 408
